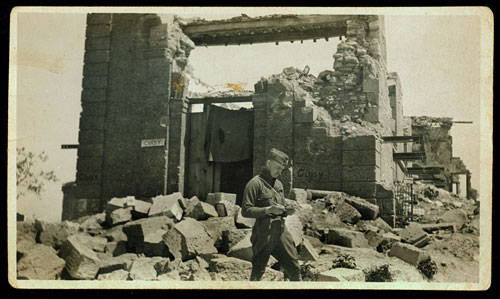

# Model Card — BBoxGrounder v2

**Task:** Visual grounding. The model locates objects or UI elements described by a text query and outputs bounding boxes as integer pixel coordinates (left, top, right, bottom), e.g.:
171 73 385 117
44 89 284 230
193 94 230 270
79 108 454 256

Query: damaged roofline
180 14 358 46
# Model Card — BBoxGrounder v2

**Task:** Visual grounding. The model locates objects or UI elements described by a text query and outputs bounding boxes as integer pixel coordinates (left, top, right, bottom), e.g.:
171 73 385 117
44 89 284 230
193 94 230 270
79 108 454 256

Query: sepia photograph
8 6 493 290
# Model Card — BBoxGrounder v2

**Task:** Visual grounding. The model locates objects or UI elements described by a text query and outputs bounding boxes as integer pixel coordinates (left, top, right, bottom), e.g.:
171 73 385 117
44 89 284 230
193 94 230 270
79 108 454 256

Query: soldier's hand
266 204 285 216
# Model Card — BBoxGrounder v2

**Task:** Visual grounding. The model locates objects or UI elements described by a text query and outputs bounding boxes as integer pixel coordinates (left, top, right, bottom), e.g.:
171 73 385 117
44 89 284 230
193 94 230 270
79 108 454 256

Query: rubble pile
411 181 478 227
16 192 299 281
17 182 479 282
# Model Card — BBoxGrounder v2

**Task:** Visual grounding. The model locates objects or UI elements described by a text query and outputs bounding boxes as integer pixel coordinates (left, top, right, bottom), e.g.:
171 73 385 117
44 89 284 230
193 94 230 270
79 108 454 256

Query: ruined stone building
62 13 474 225
408 116 475 199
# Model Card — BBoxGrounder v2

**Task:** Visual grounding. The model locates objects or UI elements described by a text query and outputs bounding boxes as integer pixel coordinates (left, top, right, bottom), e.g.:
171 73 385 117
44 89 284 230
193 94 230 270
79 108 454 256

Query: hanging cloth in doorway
204 105 253 163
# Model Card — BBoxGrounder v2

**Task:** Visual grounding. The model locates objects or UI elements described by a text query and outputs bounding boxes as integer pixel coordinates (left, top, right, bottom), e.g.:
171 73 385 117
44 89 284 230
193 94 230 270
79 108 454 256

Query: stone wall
63 13 193 220
411 116 455 189
252 15 398 217
63 13 402 221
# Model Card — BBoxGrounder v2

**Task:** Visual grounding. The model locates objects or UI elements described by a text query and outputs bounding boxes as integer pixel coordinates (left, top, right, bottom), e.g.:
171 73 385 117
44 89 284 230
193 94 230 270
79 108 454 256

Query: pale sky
11 9 487 221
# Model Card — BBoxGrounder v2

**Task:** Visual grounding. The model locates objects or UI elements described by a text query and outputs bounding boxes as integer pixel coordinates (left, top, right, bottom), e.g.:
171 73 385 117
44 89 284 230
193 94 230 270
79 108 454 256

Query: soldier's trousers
249 219 301 281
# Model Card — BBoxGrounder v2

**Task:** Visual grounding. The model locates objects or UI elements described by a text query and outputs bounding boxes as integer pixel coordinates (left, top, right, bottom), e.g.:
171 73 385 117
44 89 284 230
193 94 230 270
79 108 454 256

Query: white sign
141 138 166 148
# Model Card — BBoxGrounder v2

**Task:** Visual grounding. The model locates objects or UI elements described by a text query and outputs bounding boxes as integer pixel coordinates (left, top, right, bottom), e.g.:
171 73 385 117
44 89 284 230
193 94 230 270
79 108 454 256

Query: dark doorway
220 158 254 206
185 98 254 203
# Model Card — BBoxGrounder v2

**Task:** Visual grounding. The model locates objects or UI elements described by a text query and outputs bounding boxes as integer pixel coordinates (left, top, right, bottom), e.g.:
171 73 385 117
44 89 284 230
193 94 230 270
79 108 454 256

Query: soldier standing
241 148 301 281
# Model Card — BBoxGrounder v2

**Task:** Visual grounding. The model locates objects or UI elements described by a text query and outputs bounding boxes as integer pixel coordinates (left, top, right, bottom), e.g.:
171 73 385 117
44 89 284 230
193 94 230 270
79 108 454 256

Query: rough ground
15 183 479 283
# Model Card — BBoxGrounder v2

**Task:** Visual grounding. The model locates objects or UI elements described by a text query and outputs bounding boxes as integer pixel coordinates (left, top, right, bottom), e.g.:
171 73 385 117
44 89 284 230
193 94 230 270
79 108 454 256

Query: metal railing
394 181 414 227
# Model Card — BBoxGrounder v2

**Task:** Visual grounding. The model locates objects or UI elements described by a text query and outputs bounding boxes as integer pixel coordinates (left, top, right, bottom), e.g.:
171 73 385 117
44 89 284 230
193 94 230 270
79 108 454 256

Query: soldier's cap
268 148 289 166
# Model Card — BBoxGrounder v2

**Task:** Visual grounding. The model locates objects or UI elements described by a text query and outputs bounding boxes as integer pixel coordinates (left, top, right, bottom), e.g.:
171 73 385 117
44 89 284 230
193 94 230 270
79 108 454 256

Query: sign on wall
141 138 166 148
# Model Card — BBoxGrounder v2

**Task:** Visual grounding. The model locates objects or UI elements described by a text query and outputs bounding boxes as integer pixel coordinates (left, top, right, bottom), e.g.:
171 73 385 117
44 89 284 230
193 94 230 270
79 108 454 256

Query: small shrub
331 253 356 269
364 264 393 282
300 262 319 281
417 257 438 280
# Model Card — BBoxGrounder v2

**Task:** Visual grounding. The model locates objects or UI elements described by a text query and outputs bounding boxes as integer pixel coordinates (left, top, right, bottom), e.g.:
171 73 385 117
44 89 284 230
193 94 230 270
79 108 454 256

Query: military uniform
241 154 301 281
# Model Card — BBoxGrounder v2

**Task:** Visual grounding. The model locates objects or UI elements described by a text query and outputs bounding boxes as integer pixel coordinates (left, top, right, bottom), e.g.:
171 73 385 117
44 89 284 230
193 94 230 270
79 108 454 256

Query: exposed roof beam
382 135 423 143
182 15 354 46
187 96 253 104
393 152 426 161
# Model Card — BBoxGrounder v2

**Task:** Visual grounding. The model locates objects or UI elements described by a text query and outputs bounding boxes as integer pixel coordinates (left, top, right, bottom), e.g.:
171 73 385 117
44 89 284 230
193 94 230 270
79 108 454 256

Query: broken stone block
288 188 309 203
103 224 128 243
17 221 37 244
376 232 402 253
200 216 237 251
226 232 276 266
199 253 228 265
326 228 369 248
105 197 129 223
156 270 181 281
97 253 139 275
35 220 79 250
177 197 187 210
333 202 361 224
207 192 238 216
58 235 102 280
150 256 171 275
298 238 319 261
128 257 158 281
214 203 227 216
355 220 379 233
234 207 255 228
285 214 304 247
209 257 284 281
343 197 379 220
365 229 401 250
399 222 430 248
388 242 429 266
419 222 456 233
123 216 173 248
184 259 212 281
105 241 127 257
97 269 130 280
187 201 218 220
317 268 365 282
438 209 468 230
108 207 133 226
374 217 393 232
137 229 170 257
69 233 108 253
226 229 251 252
183 196 201 215
125 196 135 207
206 192 237 205
364 229 384 248
148 192 184 220
17 238 36 261
163 218 217 261
131 199 152 219
195 256 209 269
227 232 253 262
79 213 104 232
17 244 66 280
303 235 323 248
